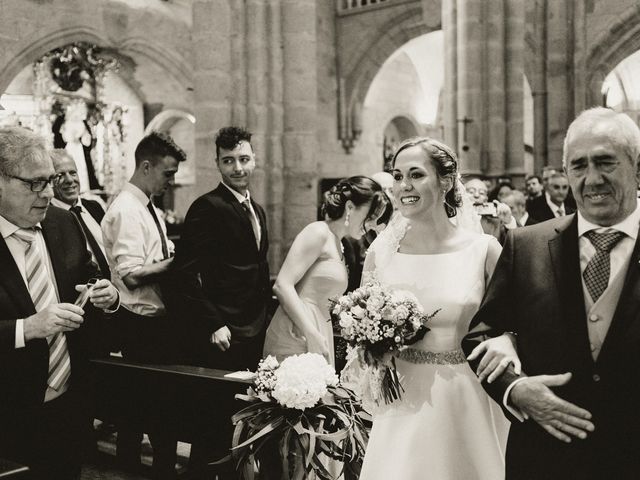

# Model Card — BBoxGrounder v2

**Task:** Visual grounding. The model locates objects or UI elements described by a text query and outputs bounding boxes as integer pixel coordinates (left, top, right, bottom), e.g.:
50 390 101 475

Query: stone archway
335 1 439 151
585 6 640 107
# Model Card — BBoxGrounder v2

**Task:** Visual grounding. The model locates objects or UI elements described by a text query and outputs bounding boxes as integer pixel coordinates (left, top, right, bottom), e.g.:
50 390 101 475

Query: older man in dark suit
0 127 119 480
50 148 110 279
464 107 640 479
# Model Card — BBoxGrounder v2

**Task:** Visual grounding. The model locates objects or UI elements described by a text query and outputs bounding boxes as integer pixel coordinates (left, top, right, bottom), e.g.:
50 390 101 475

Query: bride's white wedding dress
358 218 509 480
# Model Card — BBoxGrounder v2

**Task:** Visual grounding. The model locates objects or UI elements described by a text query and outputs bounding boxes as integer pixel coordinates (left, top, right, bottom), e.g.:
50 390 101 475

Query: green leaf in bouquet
233 416 285 450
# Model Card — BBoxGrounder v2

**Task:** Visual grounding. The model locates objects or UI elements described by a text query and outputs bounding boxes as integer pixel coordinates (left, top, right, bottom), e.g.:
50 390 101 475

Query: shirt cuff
15 319 25 349
103 290 121 314
503 377 529 422
504 217 518 230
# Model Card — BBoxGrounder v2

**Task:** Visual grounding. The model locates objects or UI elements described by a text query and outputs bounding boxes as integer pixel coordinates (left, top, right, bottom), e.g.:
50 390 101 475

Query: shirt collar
520 212 529 225
51 197 78 210
123 182 151 206
577 199 640 241
545 191 564 213
0 213 41 240
221 181 250 204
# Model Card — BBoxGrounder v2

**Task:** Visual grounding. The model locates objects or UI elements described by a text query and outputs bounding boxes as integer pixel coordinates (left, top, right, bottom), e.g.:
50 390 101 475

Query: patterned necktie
241 199 260 249
147 201 169 260
13 228 71 391
557 206 565 217
583 231 626 302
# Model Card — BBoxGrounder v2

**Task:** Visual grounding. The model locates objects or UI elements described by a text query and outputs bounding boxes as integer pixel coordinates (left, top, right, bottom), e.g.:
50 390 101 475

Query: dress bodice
296 252 348 312
376 234 492 352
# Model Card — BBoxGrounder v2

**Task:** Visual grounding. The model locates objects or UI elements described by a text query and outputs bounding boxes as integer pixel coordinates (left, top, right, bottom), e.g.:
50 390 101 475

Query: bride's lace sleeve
361 245 377 285
361 213 409 286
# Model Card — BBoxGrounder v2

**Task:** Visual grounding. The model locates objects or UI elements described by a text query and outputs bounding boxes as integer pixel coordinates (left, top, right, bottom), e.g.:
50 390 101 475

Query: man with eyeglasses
0 126 119 480
50 149 110 279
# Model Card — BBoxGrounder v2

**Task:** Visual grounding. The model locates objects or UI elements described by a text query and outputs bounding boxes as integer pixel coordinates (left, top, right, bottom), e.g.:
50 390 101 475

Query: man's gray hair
562 107 640 166
0 126 48 177
50 148 74 166
504 189 527 207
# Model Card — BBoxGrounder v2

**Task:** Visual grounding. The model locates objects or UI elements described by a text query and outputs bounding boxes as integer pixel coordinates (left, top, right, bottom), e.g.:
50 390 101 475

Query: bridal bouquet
224 353 370 480
331 281 439 404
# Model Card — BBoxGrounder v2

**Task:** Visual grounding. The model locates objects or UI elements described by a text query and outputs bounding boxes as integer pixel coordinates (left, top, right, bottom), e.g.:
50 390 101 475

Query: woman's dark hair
391 137 461 218
321 175 391 231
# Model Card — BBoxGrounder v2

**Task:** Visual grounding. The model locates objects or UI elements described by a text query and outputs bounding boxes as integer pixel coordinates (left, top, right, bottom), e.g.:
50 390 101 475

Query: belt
396 347 467 365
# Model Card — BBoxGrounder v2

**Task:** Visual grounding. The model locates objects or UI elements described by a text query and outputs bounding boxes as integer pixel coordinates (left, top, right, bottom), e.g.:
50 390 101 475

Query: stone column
505 0 525 178
442 0 458 152
266 0 285 267
532 0 548 175
192 0 232 196
486 0 506 176
245 0 269 204
281 0 318 250
545 0 573 167
455 0 483 175
444 0 526 179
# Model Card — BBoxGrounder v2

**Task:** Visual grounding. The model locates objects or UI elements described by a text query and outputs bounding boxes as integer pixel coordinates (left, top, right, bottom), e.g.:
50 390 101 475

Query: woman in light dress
358 138 519 480
263 176 391 365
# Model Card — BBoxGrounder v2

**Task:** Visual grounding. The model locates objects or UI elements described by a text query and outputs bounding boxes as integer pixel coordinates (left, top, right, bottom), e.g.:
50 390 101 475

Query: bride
358 137 519 479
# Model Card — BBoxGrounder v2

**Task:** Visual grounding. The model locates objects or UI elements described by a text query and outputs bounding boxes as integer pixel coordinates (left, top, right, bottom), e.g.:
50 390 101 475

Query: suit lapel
41 217 71 302
217 184 258 251
598 227 640 365
548 215 593 368
0 236 35 315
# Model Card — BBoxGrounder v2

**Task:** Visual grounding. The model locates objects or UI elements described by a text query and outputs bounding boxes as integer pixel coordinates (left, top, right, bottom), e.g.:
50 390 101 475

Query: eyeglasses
7 174 62 192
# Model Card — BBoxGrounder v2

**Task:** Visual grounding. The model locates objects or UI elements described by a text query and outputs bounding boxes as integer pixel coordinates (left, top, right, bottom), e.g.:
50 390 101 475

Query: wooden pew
90 357 253 443
0 459 29 479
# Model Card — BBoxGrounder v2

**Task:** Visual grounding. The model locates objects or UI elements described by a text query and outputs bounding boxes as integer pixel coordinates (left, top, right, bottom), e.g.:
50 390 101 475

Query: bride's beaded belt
396 348 467 365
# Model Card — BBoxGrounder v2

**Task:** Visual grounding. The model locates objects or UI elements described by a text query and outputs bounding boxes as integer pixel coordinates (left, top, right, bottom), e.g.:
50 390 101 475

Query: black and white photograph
0 0 639 479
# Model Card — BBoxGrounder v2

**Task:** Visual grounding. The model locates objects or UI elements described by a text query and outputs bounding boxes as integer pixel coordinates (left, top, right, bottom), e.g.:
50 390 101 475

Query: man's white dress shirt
101 183 174 317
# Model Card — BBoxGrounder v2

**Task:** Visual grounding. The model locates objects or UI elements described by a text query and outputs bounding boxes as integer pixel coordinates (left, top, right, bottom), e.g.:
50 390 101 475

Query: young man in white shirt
102 131 186 479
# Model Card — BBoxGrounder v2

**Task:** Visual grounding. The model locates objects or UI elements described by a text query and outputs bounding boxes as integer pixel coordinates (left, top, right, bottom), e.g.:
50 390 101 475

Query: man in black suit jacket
0 127 119 479
167 126 270 478
528 172 576 222
169 126 270 371
50 148 110 279
464 108 640 479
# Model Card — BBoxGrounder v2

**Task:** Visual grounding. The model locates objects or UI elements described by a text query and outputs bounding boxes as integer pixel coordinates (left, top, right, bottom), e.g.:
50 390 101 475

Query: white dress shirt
101 183 175 317
545 191 566 217
51 197 107 259
221 181 261 245
504 200 640 420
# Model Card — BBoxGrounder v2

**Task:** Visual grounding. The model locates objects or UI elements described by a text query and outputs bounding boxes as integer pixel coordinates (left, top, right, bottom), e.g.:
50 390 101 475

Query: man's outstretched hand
510 372 594 443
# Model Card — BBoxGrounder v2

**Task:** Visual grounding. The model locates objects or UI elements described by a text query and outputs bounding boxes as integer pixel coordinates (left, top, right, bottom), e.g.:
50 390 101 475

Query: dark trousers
0 390 89 480
115 307 178 479
188 331 265 479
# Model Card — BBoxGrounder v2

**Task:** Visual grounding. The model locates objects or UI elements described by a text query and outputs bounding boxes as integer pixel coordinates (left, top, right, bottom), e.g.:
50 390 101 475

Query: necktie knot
12 228 37 245
585 230 625 253
241 199 251 211
70 204 82 214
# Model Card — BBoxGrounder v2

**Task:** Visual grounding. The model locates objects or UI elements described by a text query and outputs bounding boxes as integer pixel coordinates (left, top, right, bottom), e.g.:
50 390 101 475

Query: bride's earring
344 211 350 227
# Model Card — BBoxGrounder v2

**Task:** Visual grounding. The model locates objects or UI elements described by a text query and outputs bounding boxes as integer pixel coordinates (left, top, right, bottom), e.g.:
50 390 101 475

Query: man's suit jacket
463 215 640 479
527 194 575 222
167 184 270 361
0 207 103 457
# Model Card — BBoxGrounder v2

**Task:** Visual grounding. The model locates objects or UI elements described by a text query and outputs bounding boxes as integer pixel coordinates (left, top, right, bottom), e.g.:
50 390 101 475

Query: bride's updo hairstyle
392 137 462 218
322 175 391 231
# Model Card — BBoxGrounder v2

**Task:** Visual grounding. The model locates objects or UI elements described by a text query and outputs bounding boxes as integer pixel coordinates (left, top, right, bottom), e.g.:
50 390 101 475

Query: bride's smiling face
392 145 443 218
